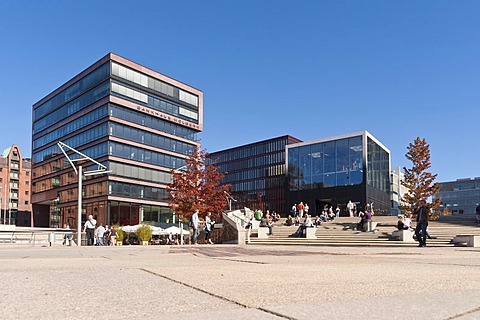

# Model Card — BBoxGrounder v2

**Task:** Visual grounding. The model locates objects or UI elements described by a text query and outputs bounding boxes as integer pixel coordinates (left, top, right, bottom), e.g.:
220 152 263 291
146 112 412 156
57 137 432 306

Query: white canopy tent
120 224 164 235
161 226 190 235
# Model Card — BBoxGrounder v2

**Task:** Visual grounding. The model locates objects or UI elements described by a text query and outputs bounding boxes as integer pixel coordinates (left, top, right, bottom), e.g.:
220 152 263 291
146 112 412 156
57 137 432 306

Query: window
24 201 29 205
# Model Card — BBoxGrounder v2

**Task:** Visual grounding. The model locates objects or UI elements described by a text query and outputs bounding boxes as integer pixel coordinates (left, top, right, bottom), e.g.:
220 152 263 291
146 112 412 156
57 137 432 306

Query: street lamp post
224 191 237 211
57 141 111 247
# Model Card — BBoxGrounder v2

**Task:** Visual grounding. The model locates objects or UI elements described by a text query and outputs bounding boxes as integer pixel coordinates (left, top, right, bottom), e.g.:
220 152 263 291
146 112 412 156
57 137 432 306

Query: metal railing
0 230 84 246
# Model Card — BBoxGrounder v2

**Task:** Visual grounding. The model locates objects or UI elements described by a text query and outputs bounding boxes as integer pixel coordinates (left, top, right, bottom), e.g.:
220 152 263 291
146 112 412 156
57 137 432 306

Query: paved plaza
1 244 480 319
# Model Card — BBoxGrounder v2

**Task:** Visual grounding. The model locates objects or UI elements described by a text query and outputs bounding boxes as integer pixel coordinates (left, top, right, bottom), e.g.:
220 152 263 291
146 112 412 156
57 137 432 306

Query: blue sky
0 1 479 182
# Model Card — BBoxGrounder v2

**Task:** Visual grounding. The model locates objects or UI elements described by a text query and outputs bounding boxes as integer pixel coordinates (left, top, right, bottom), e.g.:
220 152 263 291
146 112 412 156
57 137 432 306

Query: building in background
0 145 32 226
207 135 302 215
434 178 480 216
32 53 202 227
391 167 408 216
287 131 391 216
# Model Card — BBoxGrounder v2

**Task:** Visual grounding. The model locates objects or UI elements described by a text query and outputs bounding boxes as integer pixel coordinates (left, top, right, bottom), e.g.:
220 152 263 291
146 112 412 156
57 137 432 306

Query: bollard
48 232 55 247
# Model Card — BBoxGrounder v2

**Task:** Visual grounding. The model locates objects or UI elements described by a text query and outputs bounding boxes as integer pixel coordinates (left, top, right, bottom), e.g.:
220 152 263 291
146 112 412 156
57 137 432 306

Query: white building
391 167 408 216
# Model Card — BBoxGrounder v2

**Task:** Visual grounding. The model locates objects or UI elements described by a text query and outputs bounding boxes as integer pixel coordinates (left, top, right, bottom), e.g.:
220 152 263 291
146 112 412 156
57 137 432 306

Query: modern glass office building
208 136 302 215
434 178 480 215
286 131 391 215
31 53 202 227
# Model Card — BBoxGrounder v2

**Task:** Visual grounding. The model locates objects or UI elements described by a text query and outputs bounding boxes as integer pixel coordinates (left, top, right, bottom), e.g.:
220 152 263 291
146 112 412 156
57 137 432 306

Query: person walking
83 214 96 246
190 210 200 245
347 200 354 217
335 205 340 218
204 212 215 244
109 225 117 246
62 223 72 246
415 200 430 247
291 204 298 217
245 216 253 243
95 223 106 246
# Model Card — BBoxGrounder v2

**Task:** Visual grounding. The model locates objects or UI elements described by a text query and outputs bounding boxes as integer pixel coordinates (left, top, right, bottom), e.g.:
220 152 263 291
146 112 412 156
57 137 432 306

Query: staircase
248 216 480 247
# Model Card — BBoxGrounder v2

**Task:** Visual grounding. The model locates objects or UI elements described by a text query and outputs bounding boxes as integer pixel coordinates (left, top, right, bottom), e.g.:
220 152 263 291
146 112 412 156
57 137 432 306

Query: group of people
291 202 309 218
250 209 276 235
189 210 215 245
82 214 117 246
291 202 341 221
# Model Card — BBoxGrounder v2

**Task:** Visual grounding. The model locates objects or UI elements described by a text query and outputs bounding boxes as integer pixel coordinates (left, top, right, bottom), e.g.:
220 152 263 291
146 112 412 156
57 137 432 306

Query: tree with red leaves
167 146 230 221
400 137 441 216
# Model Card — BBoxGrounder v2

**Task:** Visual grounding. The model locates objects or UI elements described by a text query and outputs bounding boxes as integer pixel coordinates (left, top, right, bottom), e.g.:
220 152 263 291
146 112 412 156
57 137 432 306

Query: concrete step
249 216 480 247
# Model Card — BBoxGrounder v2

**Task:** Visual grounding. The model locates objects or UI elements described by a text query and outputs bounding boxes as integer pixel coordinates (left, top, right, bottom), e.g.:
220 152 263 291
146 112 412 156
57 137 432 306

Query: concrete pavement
0 244 479 319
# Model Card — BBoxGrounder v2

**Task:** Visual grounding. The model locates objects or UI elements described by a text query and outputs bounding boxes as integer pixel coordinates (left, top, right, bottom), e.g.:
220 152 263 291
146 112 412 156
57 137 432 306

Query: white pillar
77 165 82 247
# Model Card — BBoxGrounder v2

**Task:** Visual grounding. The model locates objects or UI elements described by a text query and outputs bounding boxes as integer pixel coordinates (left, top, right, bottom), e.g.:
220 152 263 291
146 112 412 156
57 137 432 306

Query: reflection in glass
287 135 364 190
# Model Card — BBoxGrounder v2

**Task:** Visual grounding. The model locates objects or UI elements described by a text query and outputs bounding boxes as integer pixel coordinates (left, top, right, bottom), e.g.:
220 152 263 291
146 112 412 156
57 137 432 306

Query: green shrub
116 228 125 242
136 224 153 242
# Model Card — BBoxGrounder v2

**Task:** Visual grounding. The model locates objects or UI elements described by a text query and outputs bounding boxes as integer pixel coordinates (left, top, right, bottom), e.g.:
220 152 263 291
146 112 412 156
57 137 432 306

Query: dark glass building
31 53 202 227
208 136 302 215
286 131 391 215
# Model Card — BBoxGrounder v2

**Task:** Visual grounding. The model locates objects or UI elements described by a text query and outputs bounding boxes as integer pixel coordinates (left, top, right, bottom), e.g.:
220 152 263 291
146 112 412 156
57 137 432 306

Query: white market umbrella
163 226 189 235
150 225 164 235
120 225 137 233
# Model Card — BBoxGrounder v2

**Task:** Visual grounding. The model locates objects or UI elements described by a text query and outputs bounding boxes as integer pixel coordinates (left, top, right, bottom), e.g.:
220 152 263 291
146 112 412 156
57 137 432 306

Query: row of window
436 190 480 199
112 62 198 107
34 119 194 164
231 179 266 192
108 161 172 184
211 139 293 163
110 201 172 225
33 105 108 149
33 123 108 163
34 103 198 152
4 180 26 189
217 152 285 173
110 122 195 156
439 199 480 206
289 171 364 191
111 81 198 122
34 63 110 120
108 181 169 202
109 142 186 170
221 165 283 184
33 81 110 134
109 104 197 140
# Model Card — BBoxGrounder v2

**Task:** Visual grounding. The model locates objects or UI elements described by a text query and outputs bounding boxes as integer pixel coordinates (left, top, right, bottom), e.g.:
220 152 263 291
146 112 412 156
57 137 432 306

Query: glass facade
31 53 202 227
434 178 480 215
287 132 391 216
288 136 363 191
208 136 302 215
